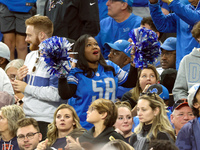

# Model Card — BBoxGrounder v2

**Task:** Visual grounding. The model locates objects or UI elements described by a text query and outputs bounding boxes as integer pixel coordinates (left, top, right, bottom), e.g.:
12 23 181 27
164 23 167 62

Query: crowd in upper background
0 0 200 150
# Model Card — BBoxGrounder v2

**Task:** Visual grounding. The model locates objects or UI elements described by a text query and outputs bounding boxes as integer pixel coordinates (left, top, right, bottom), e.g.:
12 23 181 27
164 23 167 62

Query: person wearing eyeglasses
156 37 176 75
170 99 195 137
130 93 175 150
5 59 25 105
105 39 132 100
0 105 25 150
173 22 200 102
176 84 200 150
16 118 42 150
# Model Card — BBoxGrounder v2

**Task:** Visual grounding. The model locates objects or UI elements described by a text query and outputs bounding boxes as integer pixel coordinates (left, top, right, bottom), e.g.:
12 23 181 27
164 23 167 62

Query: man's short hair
25 15 53 37
17 118 40 132
191 21 200 41
141 17 163 40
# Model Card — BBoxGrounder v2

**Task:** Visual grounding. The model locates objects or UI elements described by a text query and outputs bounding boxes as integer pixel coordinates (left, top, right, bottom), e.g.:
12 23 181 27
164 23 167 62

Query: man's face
108 49 128 68
188 0 199 6
161 49 176 69
171 106 195 135
106 0 124 19
17 125 42 150
25 25 41 51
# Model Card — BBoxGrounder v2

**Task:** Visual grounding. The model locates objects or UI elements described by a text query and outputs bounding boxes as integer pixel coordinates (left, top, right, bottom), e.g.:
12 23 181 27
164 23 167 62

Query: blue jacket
149 0 200 70
176 117 200 150
0 0 36 12
98 0 108 21
95 13 142 59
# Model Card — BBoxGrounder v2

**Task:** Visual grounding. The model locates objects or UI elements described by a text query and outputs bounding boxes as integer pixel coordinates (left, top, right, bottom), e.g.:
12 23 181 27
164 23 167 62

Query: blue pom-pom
129 27 161 68
39 36 73 77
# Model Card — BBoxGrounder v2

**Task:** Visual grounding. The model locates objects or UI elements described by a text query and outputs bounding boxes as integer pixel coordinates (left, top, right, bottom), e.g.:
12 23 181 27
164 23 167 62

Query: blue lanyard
198 117 200 124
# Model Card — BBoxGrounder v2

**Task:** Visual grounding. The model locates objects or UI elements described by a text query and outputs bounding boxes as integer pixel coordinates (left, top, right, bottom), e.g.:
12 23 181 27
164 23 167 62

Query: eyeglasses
109 49 121 56
161 52 176 57
17 132 39 141
172 99 188 111
32 57 39 72
7 74 16 81
140 92 157 100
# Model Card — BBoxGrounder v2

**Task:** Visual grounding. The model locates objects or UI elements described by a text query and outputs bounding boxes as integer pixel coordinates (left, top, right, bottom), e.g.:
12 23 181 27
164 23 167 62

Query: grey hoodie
173 47 200 101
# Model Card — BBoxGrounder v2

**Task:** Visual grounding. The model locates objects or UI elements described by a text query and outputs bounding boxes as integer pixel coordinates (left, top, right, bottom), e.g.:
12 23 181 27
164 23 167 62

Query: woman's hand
65 136 83 150
36 139 48 150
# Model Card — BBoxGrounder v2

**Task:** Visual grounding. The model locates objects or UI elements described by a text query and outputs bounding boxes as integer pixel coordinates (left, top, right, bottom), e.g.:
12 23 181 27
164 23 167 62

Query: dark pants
37 121 50 141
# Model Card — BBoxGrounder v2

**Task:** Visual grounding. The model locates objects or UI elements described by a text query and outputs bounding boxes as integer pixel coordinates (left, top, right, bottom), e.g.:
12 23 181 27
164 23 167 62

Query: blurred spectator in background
0 42 10 70
0 0 36 60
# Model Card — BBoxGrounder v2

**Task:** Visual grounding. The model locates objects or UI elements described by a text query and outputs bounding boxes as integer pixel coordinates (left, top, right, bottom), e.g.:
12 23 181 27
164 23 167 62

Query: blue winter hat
105 40 131 58
147 84 169 100
161 37 176 51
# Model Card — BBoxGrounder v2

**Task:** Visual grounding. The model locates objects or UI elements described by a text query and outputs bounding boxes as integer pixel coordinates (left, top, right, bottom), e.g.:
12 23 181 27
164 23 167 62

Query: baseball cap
160 37 176 51
147 84 169 100
105 40 131 58
112 0 133 6
0 42 10 61
187 84 200 108
172 99 189 112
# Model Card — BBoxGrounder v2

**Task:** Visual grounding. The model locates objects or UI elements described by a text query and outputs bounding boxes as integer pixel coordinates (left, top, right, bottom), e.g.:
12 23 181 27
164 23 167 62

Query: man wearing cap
170 99 195 136
95 0 142 59
0 42 10 70
173 22 200 101
105 39 132 99
157 37 176 75
176 84 200 150
149 0 200 70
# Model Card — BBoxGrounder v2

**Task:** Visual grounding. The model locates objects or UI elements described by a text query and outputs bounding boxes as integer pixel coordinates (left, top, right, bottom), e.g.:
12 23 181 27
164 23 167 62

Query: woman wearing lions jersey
58 34 138 130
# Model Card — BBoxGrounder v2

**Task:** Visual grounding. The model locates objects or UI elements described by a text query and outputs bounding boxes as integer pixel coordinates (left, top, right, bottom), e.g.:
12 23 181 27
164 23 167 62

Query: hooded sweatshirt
173 47 200 101
79 126 125 146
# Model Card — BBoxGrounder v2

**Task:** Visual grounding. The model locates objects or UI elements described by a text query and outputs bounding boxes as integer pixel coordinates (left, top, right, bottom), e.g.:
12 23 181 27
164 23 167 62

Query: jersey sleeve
67 68 79 85
106 60 128 85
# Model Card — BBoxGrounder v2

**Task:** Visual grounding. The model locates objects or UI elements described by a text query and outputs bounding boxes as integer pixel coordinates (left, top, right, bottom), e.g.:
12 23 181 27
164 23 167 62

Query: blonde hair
134 94 175 141
1 105 25 137
102 139 135 150
89 99 118 127
5 59 24 72
47 104 81 146
25 15 53 37
130 64 160 101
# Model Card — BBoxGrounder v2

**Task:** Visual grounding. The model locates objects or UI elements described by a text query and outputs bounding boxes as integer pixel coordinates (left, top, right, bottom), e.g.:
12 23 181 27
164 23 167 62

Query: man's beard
29 38 40 51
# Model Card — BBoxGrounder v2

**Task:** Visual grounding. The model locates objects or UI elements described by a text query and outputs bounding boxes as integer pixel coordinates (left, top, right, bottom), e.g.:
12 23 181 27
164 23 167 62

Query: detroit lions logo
49 0 63 11
114 40 123 44
149 88 158 94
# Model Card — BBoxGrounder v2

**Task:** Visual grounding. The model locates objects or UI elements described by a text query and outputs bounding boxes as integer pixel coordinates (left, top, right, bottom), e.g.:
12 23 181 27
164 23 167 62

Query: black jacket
45 0 100 40
79 126 125 145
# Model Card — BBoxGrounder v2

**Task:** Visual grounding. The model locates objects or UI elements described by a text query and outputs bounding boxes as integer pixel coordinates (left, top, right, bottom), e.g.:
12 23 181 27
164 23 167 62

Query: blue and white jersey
67 60 128 129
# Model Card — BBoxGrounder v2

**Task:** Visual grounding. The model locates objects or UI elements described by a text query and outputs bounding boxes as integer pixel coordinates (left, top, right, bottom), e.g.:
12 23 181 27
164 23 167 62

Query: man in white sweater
13 16 66 140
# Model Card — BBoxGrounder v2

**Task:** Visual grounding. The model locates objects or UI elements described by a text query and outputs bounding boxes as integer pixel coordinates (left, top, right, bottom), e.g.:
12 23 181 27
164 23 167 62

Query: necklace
3 140 12 150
